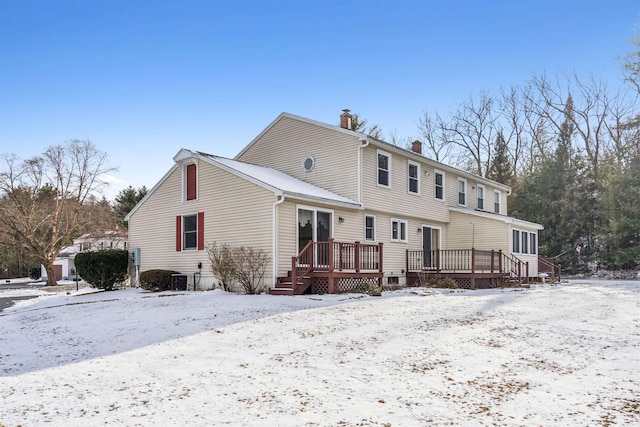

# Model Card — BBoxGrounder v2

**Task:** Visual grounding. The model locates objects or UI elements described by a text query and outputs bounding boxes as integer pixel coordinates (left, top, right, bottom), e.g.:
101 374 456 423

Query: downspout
358 138 370 206
272 194 286 288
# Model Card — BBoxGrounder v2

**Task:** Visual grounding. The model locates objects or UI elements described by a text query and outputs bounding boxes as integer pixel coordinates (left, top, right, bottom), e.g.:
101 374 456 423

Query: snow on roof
196 151 361 208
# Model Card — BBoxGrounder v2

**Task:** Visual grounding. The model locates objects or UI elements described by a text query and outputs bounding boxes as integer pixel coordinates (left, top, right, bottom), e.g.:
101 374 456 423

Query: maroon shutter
186 164 196 200
197 212 204 250
176 215 182 251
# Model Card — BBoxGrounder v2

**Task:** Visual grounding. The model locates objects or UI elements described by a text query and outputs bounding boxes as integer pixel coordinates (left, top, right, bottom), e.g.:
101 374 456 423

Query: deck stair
270 273 312 296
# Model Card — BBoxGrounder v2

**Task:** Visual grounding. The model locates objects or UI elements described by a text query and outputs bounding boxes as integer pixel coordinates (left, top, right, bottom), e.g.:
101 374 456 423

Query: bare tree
206 242 235 291
231 246 269 294
442 91 497 176
0 140 113 285
621 26 640 95
417 111 456 163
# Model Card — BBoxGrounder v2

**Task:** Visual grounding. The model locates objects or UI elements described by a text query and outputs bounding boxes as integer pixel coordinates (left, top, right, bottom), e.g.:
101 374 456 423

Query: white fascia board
449 206 544 230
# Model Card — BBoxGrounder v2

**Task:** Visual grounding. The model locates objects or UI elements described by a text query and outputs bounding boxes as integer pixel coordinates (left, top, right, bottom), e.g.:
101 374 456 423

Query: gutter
272 194 286 287
358 137 370 205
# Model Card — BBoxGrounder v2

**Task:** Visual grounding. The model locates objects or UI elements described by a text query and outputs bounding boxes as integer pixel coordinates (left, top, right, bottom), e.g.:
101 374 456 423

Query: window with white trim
512 229 520 253
530 232 537 255
521 231 529 254
365 215 376 241
391 219 408 243
435 170 444 201
408 160 419 195
494 190 501 214
458 178 467 206
377 150 391 187
183 214 198 250
477 185 485 210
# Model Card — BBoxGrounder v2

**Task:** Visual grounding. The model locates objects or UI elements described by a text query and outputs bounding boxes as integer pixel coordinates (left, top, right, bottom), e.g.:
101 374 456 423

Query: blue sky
1 0 638 199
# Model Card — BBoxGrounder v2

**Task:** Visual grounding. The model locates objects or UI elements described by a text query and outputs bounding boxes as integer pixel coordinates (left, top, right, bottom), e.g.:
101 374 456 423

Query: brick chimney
340 109 352 130
411 140 422 155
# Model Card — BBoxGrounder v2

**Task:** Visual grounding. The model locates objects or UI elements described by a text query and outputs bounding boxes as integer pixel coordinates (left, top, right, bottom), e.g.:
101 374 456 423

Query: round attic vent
302 155 315 172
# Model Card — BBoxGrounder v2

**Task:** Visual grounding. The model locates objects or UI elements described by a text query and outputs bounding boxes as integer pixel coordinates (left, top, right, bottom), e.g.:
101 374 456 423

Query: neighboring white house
41 230 127 281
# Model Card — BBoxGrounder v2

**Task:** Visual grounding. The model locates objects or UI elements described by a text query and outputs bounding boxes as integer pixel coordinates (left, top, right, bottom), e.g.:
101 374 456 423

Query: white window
183 214 198 250
512 229 520 253
408 160 420 195
435 170 445 201
530 233 537 255
494 190 501 214
458 178 467 206
477 185 485 210
391 219 408 243
521 231 529 254
377 150 391 188
365 215 376 241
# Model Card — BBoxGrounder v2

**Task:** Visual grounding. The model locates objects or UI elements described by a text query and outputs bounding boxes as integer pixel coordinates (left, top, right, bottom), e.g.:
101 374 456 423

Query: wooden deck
406 248 529 289
270 239 383 295
271 243 555 295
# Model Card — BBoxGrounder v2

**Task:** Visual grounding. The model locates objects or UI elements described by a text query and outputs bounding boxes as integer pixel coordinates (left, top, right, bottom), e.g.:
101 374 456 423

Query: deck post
490 250 495 272
406 249 409 274
355 241 361 273
328 239 335 293
470 248 476 289
498 249 503 273
525 261 529 284
378 243 384 273
291 256 297 290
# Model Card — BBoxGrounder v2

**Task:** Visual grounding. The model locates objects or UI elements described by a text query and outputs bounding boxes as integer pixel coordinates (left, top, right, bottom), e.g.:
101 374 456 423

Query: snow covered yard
1 281 639 426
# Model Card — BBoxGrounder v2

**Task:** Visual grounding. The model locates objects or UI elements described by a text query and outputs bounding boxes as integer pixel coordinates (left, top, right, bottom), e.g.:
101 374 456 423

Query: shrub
358 280 382 296
139 269 181 292
231 246 269 294
75 249 129 291
428 275 458 289
29 267 41 280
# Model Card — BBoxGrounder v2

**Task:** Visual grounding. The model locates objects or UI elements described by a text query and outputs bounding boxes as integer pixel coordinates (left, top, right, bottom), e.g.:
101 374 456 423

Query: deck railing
538 256 561 282
291 239 383 290
406 248 528 286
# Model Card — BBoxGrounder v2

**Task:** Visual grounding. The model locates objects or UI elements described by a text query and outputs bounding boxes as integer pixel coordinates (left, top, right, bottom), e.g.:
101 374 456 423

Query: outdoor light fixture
338 217 344 223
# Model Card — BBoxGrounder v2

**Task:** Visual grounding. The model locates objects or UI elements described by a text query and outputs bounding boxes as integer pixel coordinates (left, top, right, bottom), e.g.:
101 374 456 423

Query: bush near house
75 249 129 291
139 269 181 292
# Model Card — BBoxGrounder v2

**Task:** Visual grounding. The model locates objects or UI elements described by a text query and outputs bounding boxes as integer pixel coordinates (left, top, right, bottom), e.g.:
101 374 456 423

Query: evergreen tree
113 186 148 228
487 131 514 186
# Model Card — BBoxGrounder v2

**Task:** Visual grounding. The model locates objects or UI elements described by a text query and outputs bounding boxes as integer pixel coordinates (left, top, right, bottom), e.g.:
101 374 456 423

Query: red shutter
186 163 197 200
176 215 182 251
197 212 205 250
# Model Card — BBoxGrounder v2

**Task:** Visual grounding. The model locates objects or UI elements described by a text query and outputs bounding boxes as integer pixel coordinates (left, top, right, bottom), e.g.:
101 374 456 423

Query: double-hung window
530 233 537 255
521 231 529 254
377 150 391 188
176 212 204 251
435 170 444 201
477 185 485 210
408 160 419 195
391 219 408 243
512 229 520 253
494 190 501 214
365 215 376 241
458 178 467 206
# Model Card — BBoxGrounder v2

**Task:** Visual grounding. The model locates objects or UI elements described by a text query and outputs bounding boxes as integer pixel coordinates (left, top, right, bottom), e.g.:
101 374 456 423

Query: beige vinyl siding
361 145 450 223
128 161 275 287
237 116 361 202
447 210 509 252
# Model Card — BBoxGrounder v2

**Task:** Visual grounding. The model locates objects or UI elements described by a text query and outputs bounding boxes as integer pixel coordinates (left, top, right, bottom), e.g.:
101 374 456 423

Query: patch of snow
1 280 638 426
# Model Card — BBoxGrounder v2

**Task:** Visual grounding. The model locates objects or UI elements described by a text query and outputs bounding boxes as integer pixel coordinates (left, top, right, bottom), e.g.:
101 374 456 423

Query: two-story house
126 110 552 294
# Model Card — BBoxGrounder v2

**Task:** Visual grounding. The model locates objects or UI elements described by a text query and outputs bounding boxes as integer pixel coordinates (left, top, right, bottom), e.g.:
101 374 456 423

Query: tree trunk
44 262 57 286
